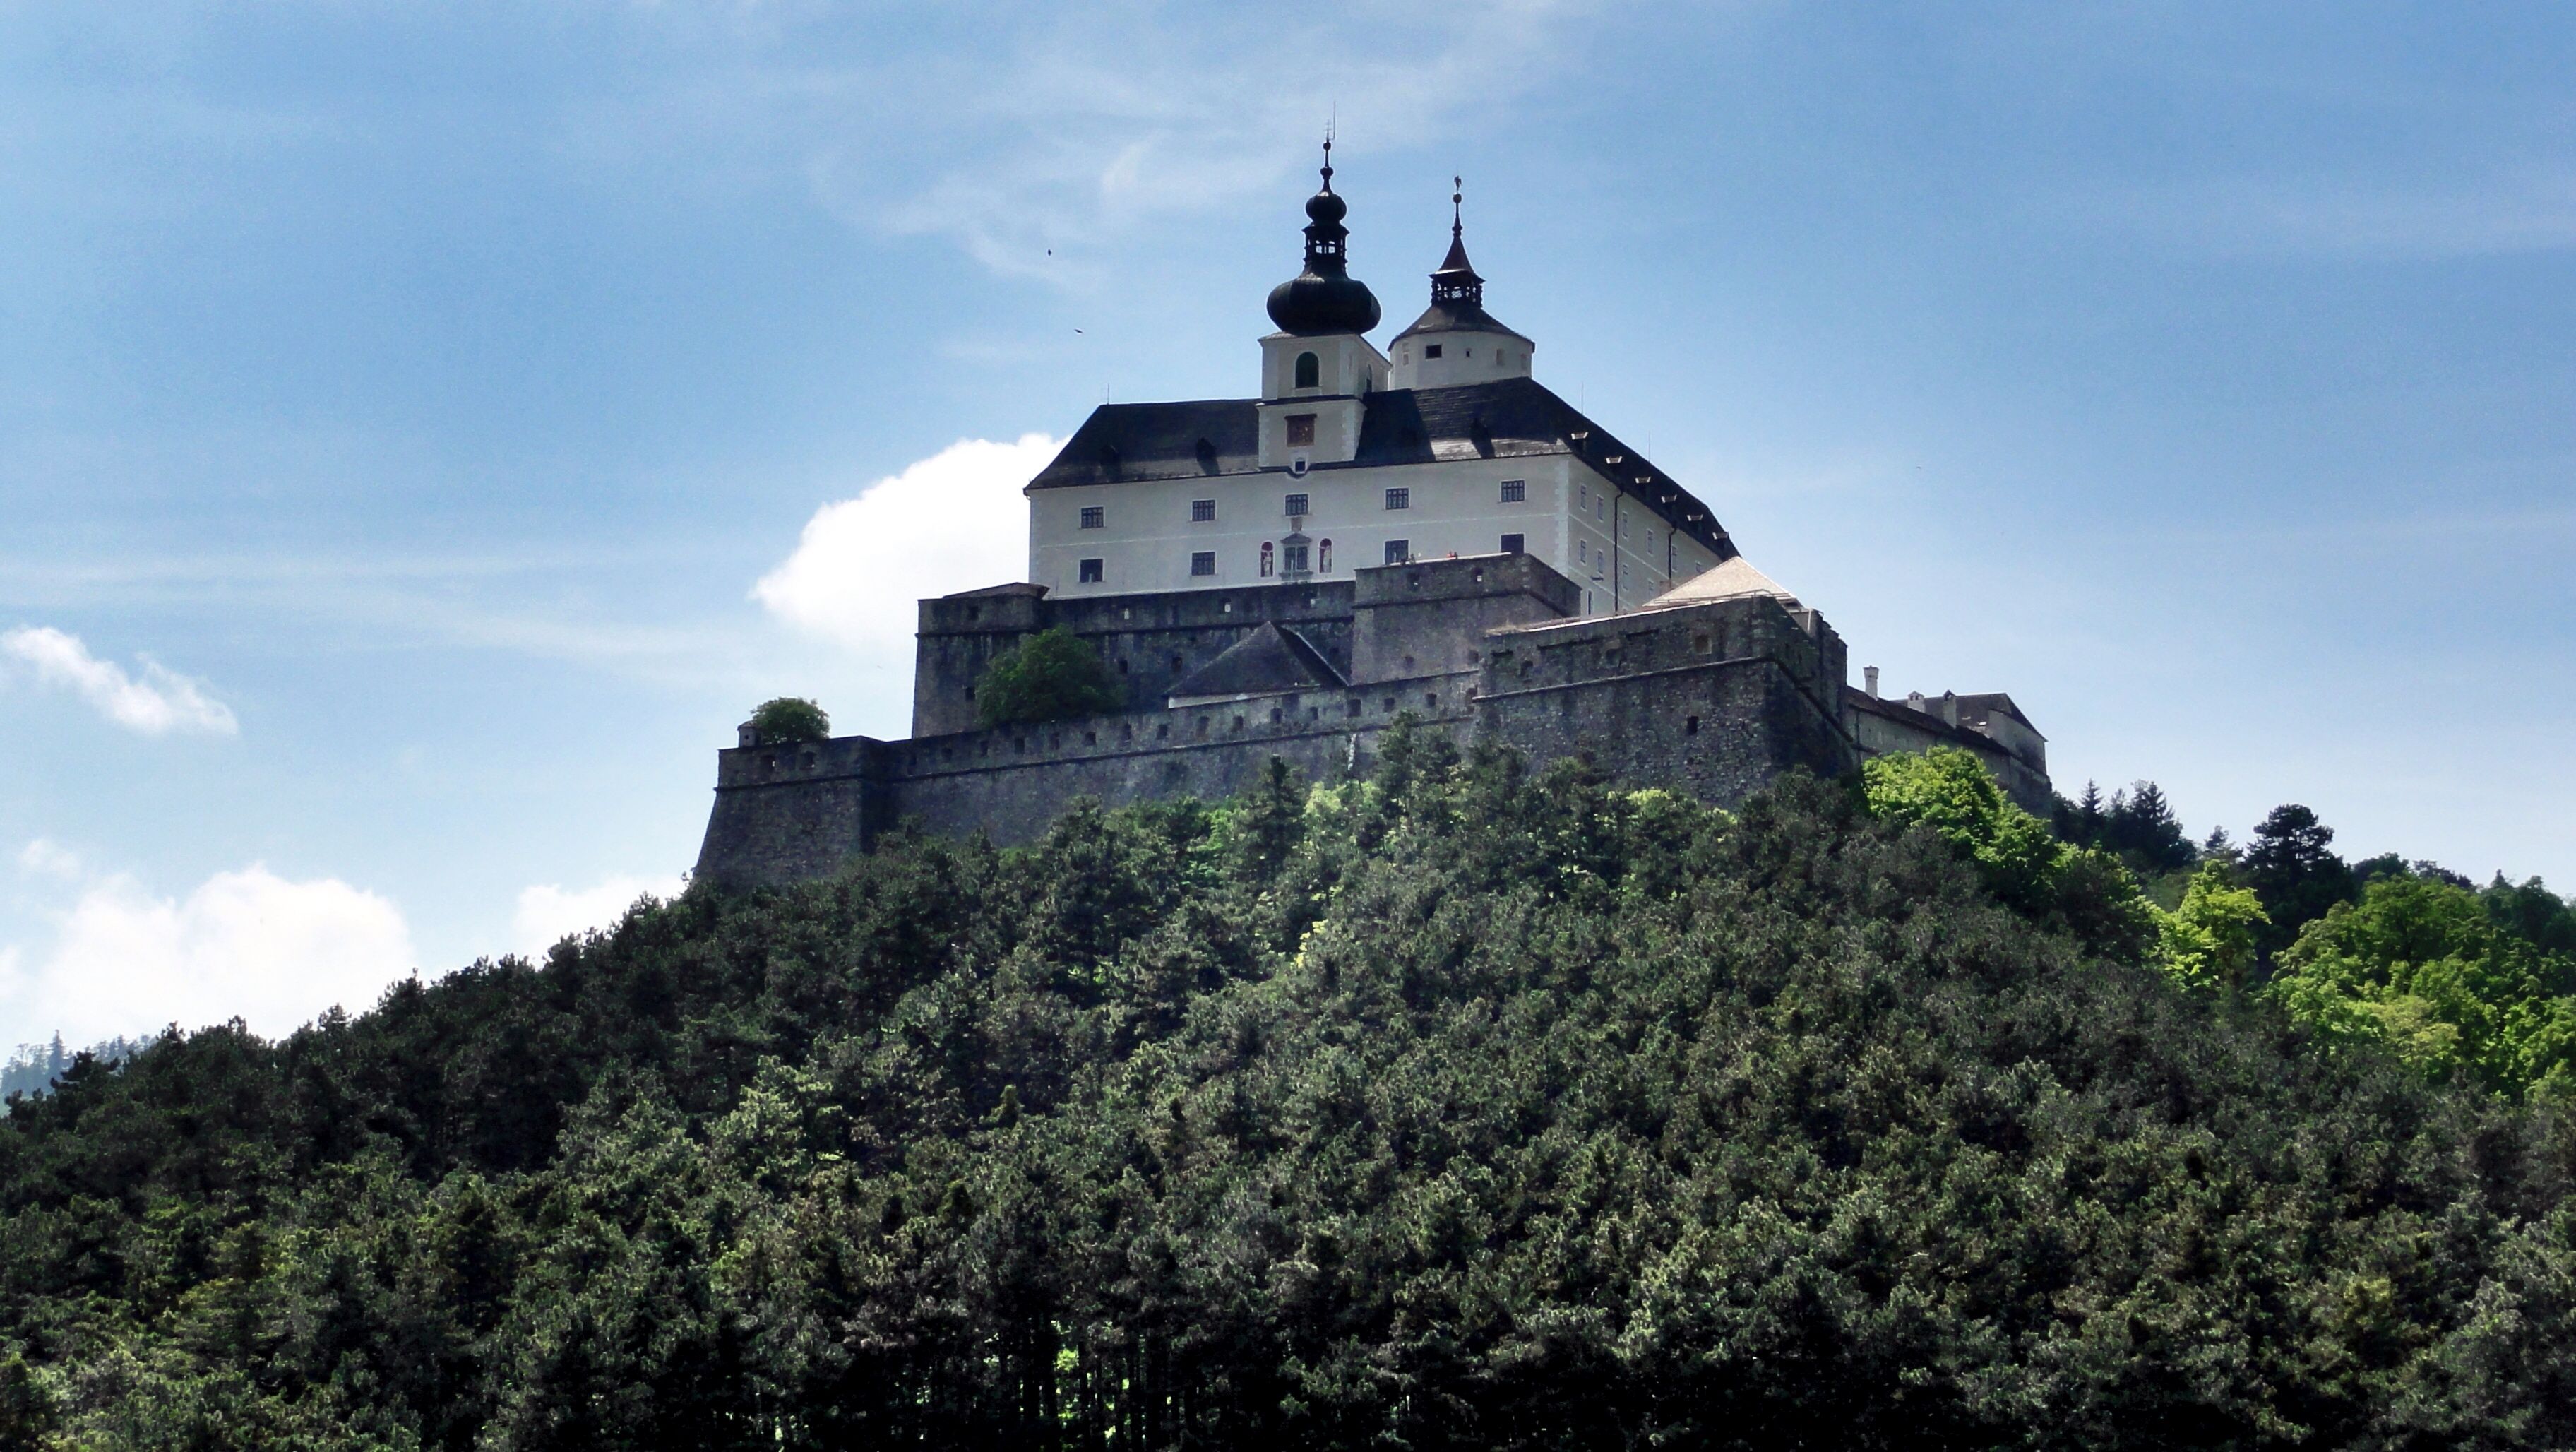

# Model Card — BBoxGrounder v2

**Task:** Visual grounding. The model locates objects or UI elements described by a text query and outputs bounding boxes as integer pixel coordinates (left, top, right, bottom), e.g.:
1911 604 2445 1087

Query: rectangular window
1285 413 1316 446
1284 492 1309 516
1384 487 1409 511
1424 343 1443 359
1189 552 1216 577
1597 497 1606 520
1501 533 1525 554
1078 506 1104 530
1499 479 1525 503
1384 539 1409 565
1191 499 1215 522
1078 558 1104 583
1283 541 1309 573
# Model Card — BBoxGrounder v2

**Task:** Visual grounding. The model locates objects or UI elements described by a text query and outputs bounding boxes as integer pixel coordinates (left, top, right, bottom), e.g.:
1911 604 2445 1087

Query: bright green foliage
749 696 830 743
2 754 2574 1448
2157 862 2270 992
974 627 1123 727
2267 874 2576 1097
1862 746 2156 958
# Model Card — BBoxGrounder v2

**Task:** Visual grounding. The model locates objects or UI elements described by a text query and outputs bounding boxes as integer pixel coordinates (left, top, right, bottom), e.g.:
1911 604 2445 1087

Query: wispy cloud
2049 167 2576 260
583 0 1597 279
15 840 83 882
0 626 237 736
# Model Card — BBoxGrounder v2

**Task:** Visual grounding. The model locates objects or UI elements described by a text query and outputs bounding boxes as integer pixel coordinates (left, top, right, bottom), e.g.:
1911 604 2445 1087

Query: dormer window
1294 352 1320 389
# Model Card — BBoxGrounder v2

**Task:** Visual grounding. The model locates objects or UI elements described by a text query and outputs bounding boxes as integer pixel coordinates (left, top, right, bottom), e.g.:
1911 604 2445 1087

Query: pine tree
2243 804 2356 959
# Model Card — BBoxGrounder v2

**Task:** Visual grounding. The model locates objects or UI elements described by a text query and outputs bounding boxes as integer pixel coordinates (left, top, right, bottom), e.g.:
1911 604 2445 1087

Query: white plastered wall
1028 453 1717 613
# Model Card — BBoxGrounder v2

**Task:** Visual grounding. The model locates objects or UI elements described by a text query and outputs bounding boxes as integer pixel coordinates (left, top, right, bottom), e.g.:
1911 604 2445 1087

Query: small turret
1388 177 1534 390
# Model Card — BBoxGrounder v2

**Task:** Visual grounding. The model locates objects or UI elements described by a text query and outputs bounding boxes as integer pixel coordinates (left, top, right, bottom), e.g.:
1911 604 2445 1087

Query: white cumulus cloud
1 626 238 735
513 873 686 959
753 433 1061 665
1 864 415 1046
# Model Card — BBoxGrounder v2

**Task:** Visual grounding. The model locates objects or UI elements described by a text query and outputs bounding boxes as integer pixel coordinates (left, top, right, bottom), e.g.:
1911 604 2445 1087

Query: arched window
1260 541 1275 577
1294 352 1320 389
1318 538 1332 573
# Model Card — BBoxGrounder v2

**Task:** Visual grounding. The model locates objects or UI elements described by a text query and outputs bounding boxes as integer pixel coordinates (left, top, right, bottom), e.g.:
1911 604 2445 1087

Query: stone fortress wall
695 552 2049 889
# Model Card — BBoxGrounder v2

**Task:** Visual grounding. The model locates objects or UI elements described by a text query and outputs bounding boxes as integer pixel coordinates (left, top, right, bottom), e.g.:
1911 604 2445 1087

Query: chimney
1864 666 1880 698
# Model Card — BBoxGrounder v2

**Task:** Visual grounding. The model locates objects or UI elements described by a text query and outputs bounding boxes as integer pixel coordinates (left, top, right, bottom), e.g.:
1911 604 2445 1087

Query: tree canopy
1 737 2570 1448
974 627 1123 728
749 696 831 744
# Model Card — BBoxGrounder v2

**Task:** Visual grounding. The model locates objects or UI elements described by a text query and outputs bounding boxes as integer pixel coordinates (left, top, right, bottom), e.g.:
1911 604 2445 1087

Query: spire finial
1452 174 1463 239
1320 128 1335 193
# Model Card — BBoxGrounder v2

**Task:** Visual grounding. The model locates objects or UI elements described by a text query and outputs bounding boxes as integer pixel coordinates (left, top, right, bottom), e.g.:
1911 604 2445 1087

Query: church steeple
1265 138 1382 337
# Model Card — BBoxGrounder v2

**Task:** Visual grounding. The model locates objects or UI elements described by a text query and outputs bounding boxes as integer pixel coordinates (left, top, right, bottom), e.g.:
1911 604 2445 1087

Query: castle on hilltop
696 153 2049 888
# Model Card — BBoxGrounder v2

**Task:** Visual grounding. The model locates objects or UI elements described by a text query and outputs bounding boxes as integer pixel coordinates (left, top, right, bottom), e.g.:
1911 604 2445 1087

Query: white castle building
693 150 2052 887
1024 152 1731 616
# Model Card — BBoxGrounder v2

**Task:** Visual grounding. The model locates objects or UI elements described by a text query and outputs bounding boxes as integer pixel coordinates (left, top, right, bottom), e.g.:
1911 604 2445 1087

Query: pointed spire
1301 132 1351 272
1430 174 1483 307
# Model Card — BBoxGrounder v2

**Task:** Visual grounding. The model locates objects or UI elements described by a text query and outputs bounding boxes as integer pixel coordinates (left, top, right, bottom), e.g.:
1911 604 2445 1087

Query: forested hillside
2 731 2571 1449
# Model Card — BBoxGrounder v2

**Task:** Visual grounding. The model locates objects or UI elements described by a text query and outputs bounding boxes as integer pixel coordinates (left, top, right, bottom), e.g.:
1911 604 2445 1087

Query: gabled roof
1167 624 1345 703
1027 378 1736 559
1952 692 2043 738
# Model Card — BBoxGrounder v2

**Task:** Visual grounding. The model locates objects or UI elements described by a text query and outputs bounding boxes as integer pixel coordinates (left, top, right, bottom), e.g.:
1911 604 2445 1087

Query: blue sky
2 1 2570 1047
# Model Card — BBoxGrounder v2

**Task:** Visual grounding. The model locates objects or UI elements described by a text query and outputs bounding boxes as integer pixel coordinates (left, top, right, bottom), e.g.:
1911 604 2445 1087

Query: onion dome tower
1256 138 1392 472
1388 177 1534 390
1265 141 1382 336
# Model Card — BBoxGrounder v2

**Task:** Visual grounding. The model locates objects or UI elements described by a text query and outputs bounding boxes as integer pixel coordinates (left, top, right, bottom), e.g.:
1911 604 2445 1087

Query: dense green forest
3 732 2572 1448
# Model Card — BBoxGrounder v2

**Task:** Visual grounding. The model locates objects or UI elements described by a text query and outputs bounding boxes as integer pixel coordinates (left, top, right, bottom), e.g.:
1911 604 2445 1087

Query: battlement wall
1476 593 1857 808
698 672 1481 887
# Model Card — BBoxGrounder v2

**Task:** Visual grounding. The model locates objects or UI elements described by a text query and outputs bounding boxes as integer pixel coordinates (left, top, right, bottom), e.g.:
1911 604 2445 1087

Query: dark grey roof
1390 298 1531 345
1168 624 1345 701
1951 692 2044 739
1027 377 1736 559
1035 399 1261 489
